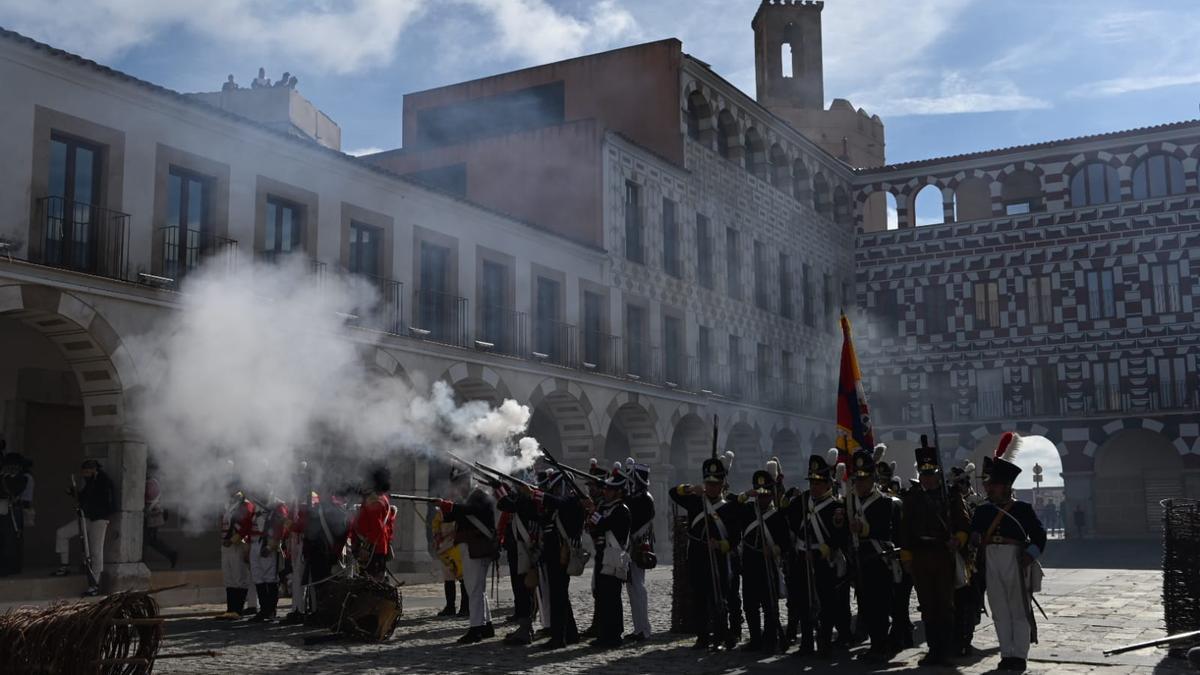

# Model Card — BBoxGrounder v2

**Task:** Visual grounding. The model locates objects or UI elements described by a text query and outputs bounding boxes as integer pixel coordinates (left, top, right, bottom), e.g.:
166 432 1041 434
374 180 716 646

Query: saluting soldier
623 460 655 643
899 436 970 667
971 432 1047 673
782 449 848 659
846 446 902 661
585 465 632 649
730 462 789 653
669 451 741 652
438 468 499 644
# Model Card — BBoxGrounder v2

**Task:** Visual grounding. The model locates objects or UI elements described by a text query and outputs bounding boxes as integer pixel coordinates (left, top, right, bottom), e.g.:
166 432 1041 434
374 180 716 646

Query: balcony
624 340 660 383
412 288 468 347
1154 381 1195 411
256 250 326 278
533 319 576 367
154 226 238 287
974 389 1008 419
35 196 130 281
478 306 527 357
348 273 403 335
579 330 622 376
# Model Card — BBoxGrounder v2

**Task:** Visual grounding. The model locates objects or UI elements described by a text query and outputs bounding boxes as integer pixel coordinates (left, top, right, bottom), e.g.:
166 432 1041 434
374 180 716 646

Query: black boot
457 626 483 644
249 584 272 622
438 581 456 617
741 611 763 652
458 582 469 617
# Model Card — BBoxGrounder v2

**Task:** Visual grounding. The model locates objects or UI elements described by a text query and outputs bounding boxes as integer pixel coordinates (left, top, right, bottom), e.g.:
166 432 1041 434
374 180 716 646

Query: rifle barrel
389 494 440 503
1103 629 1200 656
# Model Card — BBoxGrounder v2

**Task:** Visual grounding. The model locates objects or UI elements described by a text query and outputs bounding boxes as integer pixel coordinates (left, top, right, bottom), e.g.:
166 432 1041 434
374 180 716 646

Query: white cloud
1069 73 1200 99
0 0 427 74
461 0 638 63
854 71 1049 117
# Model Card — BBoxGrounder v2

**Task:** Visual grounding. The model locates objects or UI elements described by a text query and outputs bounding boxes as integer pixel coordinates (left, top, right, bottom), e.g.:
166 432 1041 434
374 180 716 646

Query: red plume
995 432 1022 461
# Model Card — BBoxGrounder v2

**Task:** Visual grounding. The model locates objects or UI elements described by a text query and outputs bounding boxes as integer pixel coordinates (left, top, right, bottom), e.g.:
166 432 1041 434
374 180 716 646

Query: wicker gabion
0 591 163 674
1162 498 1200 644
306 576 403 642
670 512 699 634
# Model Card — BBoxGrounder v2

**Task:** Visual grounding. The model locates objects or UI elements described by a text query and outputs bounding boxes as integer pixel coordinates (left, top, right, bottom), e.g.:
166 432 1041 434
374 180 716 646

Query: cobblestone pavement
153 566 1189 674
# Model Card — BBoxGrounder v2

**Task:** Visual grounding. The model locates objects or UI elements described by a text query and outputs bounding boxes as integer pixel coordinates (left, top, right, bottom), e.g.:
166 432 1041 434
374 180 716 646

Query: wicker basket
1162 498 1200 654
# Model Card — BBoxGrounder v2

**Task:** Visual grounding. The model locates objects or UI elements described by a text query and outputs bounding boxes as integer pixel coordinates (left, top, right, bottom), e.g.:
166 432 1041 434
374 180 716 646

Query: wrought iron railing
154 226 238 286
412 288 469 347
579 330 622 376
478 306 527 357
256 250 326 278
533 319 576 367
36 196 130 281
347 274 404 335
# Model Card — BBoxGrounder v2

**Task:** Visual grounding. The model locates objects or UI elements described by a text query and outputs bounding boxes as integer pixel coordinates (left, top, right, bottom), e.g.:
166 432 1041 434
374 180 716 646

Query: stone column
651 468 673 565
81 425 151 592
391 456 432 573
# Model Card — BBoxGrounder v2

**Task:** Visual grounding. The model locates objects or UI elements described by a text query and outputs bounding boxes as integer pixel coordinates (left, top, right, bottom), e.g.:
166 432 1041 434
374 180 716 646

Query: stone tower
752 0 885 168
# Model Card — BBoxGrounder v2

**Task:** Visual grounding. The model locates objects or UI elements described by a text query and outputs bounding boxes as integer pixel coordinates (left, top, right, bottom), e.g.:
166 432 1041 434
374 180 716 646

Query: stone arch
1093 427 1184 536
725 419 762 489
1130 151 1189 200
792 159 811 203
768 143 790 190
685 88 715 146
1067 158 1122 208
912 182 945 226
833 186 852 226
743 126 767 178
526 377 596 462
999 164 1045 214
668 412 710 485
716 109 740 161
812 173 831 216
770 427 804 470
0 284 134 428
366 347 412 385
438 362 512 407
860 190 889 233
601 394 661 464
953 176 992 222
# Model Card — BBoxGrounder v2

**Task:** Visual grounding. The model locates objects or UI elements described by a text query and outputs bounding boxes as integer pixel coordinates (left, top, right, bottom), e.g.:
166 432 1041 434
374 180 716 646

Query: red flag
835 313 875 465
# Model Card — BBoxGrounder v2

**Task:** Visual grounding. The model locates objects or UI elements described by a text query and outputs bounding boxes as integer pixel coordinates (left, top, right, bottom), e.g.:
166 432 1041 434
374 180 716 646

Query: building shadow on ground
1039 539 1160 570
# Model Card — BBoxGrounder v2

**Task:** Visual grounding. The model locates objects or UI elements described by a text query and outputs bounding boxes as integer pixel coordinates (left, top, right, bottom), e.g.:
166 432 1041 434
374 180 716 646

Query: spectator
0 453 30 575
53 459 116 596
1059 501 1070 538
1073 504 1087 539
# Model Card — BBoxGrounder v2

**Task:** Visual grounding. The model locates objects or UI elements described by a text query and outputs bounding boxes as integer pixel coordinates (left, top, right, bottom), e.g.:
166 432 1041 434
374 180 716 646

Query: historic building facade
852 123 1200 537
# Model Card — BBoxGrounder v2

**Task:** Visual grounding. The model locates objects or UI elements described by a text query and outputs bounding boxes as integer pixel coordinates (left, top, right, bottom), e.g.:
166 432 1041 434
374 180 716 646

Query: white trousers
250 541 280 584
56 518 108 579
460 543 492 628
289 534 307 610
220 543 251 589
626 564 650 637
986 544 1031 659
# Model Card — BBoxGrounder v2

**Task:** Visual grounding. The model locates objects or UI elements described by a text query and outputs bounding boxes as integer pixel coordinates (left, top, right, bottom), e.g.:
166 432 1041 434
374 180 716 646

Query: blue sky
2 0 1197 185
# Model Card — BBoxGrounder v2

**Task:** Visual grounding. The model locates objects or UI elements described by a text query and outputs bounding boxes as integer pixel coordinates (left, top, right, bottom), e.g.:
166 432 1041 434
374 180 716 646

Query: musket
389 494 441 504
538 447 596 499
70 474 98 587
444 452 505 489
703 415 729 639
1103 629 1200 656
473 461 537 491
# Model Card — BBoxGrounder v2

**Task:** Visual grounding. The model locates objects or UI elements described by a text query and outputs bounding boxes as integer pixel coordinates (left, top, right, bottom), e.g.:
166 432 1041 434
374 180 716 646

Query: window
480 260 509 352
1002 169 1042 215
626 304 647 376
698 325 713 389
1086 269 1116 319
1132 154 1186 200
875 288 901 338
729 334 743 396
664 315 683 385
756 343 771 400
1157 356 1189 409
972 281 1000 329
1069 162 1121 207
46 134 102 270
1091 361 1121 412
662 198 680 277
813 174 830 215
164 167 212 279
1026 276 1054 324
823 272 834 330
754 241 769 310
726 228 740 298
583 291 605 368
717 110 736 160
264 196 303 255
779 253 793 319
976 368 1004 419
417 241 453 341
535 277 562 359
624 181 643 263
923 283 949 333
1030 364 1060 416
833 187 851 226
348 221 381 277
1151 263 1182 313
802 263 814 326
696 214 713 289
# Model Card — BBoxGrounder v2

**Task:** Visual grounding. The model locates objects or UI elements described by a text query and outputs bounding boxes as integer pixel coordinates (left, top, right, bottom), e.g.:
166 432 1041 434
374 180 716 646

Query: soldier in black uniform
899 436 970 667
782 450 847 658
950 460 983 656
579 459 607 639
587 466 631 649
530 469 584 650
730 465 789 653
876 458 913 650
497 480 541 645
669 452 741 652
847 447 903 660
623 461 654 642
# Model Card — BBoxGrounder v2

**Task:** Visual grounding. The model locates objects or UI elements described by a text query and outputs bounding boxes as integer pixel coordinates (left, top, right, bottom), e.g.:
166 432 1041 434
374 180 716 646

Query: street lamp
1032 462 1044 529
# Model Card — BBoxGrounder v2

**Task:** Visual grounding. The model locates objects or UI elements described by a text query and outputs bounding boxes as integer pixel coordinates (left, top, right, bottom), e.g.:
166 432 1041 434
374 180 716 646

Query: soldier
216 484 256 620
950 459 983 656
875 458 913 650
0 453 30 576
579 458 608 639
971 432 1048 673
248 488 290 622
846 446 902 661
782 449 847 658
530 467 584 650
438 467 498 644
282 462 314 623
899 436 970 667
730 462 789 653
300 482 352 619
623 459 654 643
433 466 468 618
669 451 740 652
496 474 540 645
586 465 631 649
351 467 395 582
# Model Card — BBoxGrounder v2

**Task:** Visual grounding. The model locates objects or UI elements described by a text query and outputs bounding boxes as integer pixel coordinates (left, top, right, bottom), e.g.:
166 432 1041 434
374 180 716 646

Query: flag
835 313 875 465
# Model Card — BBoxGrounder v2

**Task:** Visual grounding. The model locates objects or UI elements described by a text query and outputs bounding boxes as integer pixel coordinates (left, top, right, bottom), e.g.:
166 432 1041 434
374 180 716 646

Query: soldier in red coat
352 466 395 581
